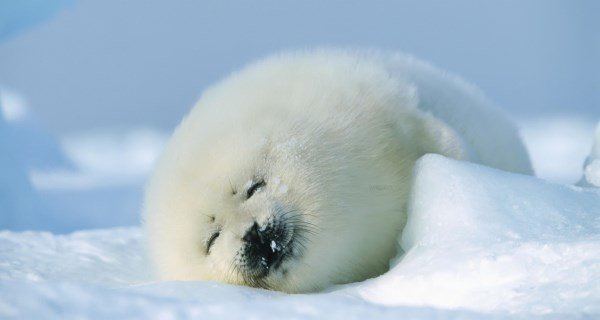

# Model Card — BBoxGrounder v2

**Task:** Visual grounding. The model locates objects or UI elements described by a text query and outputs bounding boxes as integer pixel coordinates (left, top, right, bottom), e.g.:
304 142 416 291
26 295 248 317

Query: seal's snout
242 222 286 273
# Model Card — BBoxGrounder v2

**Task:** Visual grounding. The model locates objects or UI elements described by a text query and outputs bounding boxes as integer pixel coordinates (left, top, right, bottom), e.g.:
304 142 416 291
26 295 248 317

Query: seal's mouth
237 210 315 288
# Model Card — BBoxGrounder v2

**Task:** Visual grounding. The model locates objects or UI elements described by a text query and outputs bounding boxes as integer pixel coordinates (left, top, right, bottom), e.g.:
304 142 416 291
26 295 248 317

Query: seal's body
143 49 532 293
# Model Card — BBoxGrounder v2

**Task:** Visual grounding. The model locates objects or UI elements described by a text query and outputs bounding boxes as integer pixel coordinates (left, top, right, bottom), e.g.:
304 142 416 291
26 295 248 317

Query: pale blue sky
0 0 598 135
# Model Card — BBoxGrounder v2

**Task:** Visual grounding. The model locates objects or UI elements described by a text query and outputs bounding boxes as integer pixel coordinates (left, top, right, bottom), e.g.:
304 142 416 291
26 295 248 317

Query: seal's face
145 126 339 292
201 151 318 290
209 173 315 289
195 132 334 292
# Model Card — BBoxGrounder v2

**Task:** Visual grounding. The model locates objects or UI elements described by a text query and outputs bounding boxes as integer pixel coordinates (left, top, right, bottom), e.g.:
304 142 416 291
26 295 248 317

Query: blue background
0 0 598 136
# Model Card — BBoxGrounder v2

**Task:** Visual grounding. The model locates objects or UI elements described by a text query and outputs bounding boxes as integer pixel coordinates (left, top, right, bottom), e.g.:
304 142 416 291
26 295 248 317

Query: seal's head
144 50 460 292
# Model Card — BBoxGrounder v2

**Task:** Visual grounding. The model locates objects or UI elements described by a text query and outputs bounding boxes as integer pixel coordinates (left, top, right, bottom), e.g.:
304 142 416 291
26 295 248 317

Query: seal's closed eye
246 179 266 199
206 231 220 254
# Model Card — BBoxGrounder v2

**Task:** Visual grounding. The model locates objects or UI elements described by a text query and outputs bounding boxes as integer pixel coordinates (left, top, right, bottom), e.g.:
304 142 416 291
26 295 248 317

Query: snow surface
520 117 598 184
581 123 600 187
2 154 599 319
352 154 600 315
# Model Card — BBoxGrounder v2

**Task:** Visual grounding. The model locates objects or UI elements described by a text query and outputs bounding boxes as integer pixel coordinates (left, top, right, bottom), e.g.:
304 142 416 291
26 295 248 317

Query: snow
586 160 600 187
519 116 597 184
0 281 521 320
2 144 600 318
582 123 600 187
270 240 283 253
0 228 148 285
0 227 550 319
271 176 289 194
351 154 600 315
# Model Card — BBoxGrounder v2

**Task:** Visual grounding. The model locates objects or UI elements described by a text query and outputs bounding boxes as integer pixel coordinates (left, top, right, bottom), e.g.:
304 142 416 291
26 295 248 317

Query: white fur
143 49 532 293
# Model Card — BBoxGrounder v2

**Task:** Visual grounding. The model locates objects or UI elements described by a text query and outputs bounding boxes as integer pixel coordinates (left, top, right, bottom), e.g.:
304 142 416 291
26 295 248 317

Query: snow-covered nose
242 222 285 272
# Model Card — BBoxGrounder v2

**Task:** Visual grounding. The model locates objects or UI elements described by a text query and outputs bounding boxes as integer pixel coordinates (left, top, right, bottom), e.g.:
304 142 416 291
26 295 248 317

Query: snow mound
1 154 599 318
354 154 600 315
581 122 600 187
520 117 597 184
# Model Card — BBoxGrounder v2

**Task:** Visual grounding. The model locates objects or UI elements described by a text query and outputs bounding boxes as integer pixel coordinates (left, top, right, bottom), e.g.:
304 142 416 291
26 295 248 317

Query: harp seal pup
143 49 532 293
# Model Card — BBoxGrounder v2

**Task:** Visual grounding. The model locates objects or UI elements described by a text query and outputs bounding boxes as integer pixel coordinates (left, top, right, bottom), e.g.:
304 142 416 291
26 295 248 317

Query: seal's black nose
242 222 284 272
242 222 262 244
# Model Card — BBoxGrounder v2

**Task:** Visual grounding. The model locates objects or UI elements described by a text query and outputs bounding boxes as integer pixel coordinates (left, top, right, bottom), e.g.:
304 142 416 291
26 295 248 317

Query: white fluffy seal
143 49 532 293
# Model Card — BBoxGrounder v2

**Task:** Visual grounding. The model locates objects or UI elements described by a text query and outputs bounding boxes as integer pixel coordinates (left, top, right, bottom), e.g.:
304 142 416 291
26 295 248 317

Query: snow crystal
277 184 288 194
260 257 268 268
271 177 289 194
270 240 280 252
